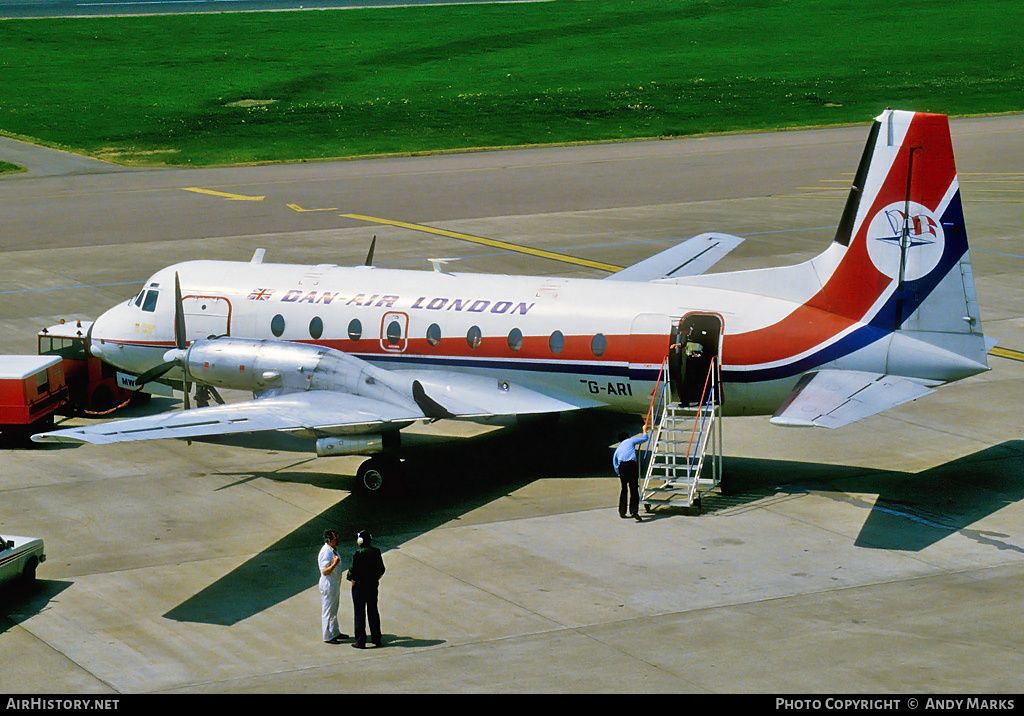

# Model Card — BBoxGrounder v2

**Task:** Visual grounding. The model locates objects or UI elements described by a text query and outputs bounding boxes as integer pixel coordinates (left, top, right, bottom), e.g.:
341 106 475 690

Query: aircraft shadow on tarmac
163 411 640 627
702 440 1024 554
162 408 1024 627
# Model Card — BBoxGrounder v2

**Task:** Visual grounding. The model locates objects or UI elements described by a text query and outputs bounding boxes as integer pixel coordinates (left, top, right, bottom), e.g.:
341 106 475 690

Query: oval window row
269 314 607 357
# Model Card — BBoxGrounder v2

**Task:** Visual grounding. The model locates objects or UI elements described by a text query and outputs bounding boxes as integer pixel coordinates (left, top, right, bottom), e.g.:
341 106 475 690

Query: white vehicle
0 534 45 587
33 110 992 491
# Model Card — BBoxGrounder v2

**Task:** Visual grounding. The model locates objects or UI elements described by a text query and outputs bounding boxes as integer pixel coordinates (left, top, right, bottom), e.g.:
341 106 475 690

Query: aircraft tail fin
703 110 988 386
821 109 988 377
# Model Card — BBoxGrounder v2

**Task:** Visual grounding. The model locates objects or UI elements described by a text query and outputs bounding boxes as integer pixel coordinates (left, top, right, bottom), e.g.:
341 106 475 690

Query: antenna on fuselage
251 248 266 264
427 257 459 274
364 236 376 267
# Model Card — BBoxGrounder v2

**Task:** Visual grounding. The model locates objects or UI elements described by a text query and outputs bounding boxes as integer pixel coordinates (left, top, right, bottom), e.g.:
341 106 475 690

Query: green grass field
0 0 1021 166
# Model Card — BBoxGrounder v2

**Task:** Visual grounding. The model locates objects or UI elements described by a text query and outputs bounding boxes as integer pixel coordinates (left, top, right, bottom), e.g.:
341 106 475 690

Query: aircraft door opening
183 295 231 339
629 313 671 380
380 312 409 352
670 313 723 407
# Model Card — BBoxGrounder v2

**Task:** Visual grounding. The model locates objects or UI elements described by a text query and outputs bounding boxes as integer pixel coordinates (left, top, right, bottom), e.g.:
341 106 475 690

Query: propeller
131 272 192 410
173 273 191 411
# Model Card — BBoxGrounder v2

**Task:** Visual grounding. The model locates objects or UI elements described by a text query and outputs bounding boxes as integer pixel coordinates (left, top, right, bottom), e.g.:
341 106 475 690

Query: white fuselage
86 257 929 420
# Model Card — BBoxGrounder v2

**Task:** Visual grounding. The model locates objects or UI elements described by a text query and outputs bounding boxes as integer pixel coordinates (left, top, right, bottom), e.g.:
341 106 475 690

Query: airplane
33 109 993 493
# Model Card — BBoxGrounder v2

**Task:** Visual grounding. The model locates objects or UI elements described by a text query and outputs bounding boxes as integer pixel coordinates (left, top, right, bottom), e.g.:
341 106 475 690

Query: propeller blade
174 272 186 351
133 360 177 388
183 380 192 445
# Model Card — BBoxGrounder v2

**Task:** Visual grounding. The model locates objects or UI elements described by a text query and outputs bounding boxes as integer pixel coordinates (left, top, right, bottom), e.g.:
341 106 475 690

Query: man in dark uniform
347 529 386 649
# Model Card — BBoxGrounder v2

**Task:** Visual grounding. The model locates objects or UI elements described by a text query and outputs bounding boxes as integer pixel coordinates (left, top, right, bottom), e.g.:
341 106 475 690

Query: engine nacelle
181 338 330 392
179 337 420 412
315 435 384 457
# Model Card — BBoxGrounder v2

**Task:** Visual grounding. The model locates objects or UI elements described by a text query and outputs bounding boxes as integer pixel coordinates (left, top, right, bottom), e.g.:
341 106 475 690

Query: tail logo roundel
865 201 945 282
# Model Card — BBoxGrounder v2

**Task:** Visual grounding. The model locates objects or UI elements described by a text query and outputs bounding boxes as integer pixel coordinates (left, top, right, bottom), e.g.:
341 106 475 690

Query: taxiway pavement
1 116 1023 694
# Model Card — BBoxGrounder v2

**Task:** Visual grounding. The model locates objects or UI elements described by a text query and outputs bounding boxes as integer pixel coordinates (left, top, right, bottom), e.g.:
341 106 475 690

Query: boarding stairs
639 356 723 512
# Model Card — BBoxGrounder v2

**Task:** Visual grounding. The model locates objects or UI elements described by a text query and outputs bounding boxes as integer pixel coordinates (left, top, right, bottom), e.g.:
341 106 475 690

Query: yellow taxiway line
340 213 623 273
183 187 265 201
989 346 1024 362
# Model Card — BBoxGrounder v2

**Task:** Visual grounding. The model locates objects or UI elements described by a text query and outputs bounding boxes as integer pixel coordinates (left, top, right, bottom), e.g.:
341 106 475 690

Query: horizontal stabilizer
770 370 936 429
604 233 744 282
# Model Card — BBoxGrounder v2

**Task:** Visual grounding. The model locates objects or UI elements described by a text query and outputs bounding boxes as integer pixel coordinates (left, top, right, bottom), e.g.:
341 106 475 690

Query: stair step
644 487 696 495
641 356 722 512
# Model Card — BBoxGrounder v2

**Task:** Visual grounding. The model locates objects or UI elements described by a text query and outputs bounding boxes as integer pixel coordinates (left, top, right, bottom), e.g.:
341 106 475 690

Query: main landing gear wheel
356 456 402 493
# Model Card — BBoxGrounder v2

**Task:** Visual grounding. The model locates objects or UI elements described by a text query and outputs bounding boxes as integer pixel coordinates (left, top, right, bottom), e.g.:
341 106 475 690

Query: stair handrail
644 356 668 431
639 356 670 467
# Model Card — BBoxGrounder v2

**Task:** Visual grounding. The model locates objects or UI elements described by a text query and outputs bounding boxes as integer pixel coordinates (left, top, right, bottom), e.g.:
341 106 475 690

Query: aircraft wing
32 368 593 446
31 391 426 445
769 370 936 429
604 233 744 282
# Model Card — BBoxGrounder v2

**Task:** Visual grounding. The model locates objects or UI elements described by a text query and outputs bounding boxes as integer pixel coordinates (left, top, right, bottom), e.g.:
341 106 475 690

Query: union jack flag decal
248 288 273 301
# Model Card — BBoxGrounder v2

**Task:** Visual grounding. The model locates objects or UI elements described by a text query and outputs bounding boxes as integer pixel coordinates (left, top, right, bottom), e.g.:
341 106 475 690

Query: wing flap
407 371 596 417
770 370 936 429
604 233 744 282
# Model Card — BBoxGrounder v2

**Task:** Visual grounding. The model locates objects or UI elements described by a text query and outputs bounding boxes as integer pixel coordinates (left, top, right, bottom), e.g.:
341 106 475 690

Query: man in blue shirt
613 429 649 521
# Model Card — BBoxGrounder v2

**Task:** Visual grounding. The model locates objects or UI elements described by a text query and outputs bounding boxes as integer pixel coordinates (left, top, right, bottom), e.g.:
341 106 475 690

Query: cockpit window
134 290 145 307
141 290 159 313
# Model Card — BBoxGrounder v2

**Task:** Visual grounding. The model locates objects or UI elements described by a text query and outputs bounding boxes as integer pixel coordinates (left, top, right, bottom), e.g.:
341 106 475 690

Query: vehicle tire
21 557 38 586
90 385 114 413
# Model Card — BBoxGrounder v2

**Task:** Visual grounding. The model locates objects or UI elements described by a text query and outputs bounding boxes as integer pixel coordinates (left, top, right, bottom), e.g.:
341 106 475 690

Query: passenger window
141 290 159 313
467 326 482 350
271 314 285 337
591 333 607 357
507 328 523 352
549 330 564 355
426 323 441 347
348 319 362 341
386 320 402 346
309 316 324 340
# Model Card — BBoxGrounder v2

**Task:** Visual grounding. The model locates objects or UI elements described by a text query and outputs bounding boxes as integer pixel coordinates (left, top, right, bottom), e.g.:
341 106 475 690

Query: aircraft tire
357 457 403 494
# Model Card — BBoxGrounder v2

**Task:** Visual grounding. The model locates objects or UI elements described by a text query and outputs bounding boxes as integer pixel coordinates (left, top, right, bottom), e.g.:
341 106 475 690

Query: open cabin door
629 313 672 381
669 313 723 407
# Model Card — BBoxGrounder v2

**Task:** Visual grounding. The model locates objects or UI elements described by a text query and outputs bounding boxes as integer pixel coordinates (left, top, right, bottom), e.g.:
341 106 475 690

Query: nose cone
88 302 133 365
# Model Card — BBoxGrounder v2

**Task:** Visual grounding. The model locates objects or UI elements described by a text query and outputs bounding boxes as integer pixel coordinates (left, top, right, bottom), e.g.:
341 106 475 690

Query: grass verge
0 160 26 175
0 0 1021 165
